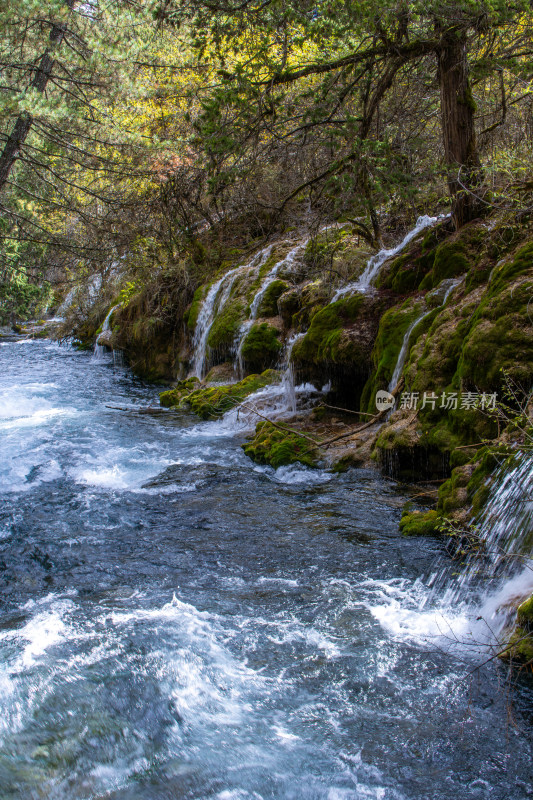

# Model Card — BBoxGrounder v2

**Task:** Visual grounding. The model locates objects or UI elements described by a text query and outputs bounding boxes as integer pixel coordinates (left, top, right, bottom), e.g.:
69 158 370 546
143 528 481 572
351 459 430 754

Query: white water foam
366 453 533 658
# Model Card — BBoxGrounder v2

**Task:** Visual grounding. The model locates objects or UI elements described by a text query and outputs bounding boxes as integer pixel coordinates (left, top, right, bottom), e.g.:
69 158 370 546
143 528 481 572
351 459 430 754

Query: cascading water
371 450 533 661
218 333 315 432
191 245 274 379
279 331 306 414
190 267 244 379
443 452 533 611
231 240 310 377
248 241 307 320
331 215 446 302
93 304 119 360
388 277 462 393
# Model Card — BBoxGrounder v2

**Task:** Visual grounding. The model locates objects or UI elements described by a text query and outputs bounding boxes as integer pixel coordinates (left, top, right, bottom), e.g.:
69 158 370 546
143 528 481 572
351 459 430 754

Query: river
0 339 532 799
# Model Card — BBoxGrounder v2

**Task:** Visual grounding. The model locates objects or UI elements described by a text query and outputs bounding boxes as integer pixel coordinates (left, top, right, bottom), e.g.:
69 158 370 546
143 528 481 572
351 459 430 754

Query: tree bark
0 4 73 194
437 26 483 228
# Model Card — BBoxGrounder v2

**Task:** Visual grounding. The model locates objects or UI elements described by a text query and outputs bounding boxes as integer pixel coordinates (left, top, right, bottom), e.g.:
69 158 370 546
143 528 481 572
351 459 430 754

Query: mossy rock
186 285 208 331
517 595 533 630
456 244 533 391
436 464 473 515
498 592 533 664
407 307 471 394
399 509 441 537
291 279 334 329
207 297 246 350
489 242 533 293
418 223 485 291
256 279 289 317
240 323 282 372
292 295 366 366
159 377 201 408
182 370 281 419
360 298 425 412
278 288 301 326
377 250 436 293
499 625 533 664
242 420 318 468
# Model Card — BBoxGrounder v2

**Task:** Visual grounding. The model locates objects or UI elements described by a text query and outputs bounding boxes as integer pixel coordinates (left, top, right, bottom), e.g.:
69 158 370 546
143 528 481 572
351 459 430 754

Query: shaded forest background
0 0 532 324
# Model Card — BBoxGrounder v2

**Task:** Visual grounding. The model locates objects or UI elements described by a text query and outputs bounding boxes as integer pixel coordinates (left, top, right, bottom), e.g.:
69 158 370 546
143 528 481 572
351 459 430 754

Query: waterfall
412 451 533 654
93 305 119 360
388 277 461 393
331 215 445 302
233 320 253 378
444 452 533 607
248 241 307 320
231 241 309 376
191 245 274 379
218 332 316 432
280 332 306 413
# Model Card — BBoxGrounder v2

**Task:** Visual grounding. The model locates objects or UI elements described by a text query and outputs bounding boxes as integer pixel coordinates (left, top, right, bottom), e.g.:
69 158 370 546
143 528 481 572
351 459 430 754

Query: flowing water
192 246 275 379
331 216 445 302
1 339 533 800
94 306 120 361
388 279 462 394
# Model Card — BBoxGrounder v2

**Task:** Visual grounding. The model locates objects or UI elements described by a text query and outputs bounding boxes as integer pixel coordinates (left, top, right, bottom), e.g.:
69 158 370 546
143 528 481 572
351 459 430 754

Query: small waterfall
231 241 309 376
113 349 125 368
93 305 119 360
445 452 533 606
233 320 253 378
280 332 306 413
388 278 461 393
219 332 316 431
191 245 274 379
331 215 445 302
248 241 307 320
413 451 533 654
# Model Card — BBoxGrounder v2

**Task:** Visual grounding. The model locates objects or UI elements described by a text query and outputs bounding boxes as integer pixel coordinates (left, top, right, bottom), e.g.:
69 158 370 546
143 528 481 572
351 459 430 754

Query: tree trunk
0 4 73 194
437 27 483 228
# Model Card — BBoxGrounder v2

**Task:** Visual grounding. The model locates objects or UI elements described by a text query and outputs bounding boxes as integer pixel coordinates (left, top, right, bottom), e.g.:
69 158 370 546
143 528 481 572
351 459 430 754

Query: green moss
408 309 471 394
489 242 533 292
292 295 364 365
278 288 301 326
436 464 473 514
499 592 533 663
418 224 485 291
186 285 207 331
499 626 533 664
240 323 282 371
399 509 441 536
207 298 245 349
432 240 470 283
242 420 318 468
181 370 281 419
159 377 201 408
456 244 533 391
256 279 289 317
378 250 436 293
517 595 533 629
360 299 425 411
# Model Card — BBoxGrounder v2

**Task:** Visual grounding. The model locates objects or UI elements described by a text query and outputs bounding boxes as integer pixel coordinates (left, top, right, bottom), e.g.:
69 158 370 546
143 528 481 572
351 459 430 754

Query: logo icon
375 390 395 412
